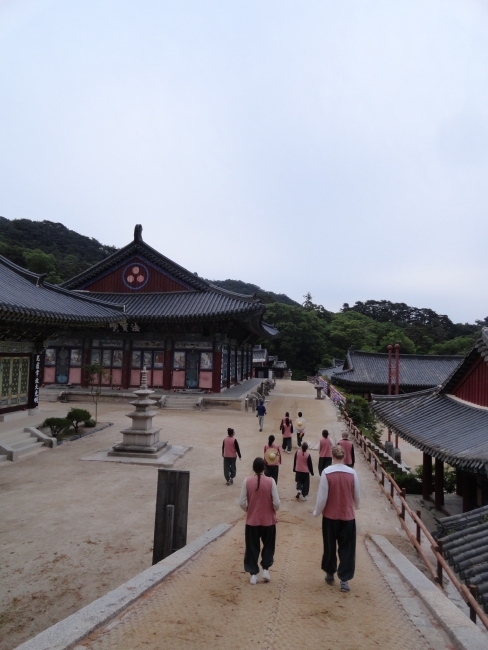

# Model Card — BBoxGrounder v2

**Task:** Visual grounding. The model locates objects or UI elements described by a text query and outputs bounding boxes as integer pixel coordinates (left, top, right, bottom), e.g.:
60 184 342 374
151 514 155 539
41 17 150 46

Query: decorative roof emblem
123 263 149 290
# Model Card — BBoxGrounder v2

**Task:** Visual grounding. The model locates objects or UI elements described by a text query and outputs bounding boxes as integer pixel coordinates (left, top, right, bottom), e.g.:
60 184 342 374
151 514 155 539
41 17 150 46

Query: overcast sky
1 1 488 323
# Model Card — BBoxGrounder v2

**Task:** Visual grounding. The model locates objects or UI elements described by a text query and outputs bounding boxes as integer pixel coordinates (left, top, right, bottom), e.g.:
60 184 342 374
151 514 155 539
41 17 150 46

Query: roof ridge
371 387 439 401
349 348 463 360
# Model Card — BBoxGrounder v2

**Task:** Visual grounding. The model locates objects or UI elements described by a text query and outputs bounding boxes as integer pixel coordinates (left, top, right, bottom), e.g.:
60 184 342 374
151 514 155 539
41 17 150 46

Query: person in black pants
293 441 314 501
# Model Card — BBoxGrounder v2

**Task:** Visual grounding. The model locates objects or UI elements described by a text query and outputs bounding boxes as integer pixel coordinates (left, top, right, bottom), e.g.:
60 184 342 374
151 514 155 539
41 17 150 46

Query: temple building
371 328 488 512
53 225 278 392
322 349 462 400
0 255 124 415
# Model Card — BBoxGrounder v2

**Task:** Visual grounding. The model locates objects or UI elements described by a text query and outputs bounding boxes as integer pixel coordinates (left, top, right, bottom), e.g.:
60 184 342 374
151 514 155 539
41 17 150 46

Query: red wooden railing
342 410 488 630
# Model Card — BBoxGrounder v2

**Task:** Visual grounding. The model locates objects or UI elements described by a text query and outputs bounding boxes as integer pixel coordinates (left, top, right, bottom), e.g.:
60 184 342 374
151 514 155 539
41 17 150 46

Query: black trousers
244 524 276 575
318 457 332 475
223 457 236 481
264 465 279 485
296 431 304 447
321 517 356 581
282 437 292 452
295 472 310 497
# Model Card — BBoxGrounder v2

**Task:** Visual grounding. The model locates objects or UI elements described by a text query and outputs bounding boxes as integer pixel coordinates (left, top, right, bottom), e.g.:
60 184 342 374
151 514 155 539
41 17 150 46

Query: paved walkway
76 382 443 650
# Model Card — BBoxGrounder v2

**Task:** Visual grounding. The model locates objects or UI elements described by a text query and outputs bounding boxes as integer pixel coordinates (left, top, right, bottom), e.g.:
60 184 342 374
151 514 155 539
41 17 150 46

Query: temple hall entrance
186 351 199 388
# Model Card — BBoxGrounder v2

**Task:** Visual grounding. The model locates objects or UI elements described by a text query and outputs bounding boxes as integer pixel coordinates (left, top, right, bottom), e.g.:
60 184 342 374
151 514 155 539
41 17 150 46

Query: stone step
15 441 45 457
10 436 38 449
163 396 201 410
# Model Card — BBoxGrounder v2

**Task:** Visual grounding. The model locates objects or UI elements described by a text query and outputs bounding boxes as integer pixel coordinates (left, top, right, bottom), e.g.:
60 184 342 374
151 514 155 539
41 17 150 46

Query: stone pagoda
109 367 168 459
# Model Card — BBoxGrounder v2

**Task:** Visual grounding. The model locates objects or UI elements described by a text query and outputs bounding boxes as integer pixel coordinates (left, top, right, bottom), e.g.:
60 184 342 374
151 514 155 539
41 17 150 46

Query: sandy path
1 381 436 649
77 382 429 649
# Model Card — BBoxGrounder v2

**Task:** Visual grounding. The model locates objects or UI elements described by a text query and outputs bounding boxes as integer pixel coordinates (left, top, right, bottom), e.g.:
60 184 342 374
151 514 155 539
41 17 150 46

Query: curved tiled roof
371 389 488 472
332 349 462 390
85 290 262 321
0 256 124 325
441 328 488 394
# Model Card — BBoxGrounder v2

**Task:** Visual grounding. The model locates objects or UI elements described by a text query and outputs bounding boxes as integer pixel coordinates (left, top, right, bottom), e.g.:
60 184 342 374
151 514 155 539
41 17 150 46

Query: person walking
293 441 314 501
338 431 355 468
280 411 292 428
239 457 281 584
264 434 281 485
318 429 333 475
222 428 241 485
256 400 267 432
280 416 293 454
295 411 306 448
313 444 360 593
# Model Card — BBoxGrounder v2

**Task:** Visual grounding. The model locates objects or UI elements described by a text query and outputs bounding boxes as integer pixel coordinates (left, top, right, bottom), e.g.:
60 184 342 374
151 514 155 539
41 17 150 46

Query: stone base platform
82 444 191 467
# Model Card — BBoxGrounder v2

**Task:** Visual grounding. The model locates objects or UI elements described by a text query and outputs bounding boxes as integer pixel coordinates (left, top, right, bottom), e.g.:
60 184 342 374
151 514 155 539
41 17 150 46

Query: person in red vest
338 431 355 468
280 416 293 454
318 429 333 475
293 441 314 501
313 444 360 593
222 428 241 485
280 411 292 428
264 434 281 485
239 457 281 584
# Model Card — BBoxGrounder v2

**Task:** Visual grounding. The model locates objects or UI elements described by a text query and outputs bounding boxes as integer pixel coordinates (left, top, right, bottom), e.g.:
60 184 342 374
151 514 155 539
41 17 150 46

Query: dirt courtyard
1 380 427 649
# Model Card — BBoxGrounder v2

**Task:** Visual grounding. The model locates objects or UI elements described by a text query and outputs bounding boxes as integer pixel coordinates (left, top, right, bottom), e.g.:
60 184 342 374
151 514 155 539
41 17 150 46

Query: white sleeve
271 479 281 511
353 471 360 509
239 479 248 511
313 471 329 516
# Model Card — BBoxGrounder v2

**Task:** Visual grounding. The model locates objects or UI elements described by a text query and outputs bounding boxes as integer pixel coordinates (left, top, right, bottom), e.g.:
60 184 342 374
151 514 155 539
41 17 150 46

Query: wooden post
212 348 222 393
422 453 432 500
152 469 190 565
435 458 444 510
163 349 172 390
416 510 422 544
455 468 463 497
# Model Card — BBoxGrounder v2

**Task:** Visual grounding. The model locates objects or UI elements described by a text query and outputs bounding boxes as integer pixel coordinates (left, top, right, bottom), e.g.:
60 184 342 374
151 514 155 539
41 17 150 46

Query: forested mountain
209 279 299 306
0 217 116 283
0 216 483 379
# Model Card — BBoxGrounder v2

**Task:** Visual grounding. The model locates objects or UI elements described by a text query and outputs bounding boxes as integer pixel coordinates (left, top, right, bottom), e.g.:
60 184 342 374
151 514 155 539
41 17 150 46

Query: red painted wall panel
452 358 488 407
83 258 190 293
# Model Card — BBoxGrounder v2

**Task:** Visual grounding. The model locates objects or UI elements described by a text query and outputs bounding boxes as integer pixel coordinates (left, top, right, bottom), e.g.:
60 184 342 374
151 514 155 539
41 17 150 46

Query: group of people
222 409 360 593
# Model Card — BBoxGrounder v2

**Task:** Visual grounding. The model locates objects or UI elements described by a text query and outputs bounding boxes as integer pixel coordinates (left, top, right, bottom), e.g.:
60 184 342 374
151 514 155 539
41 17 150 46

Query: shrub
42 417 71 438
413 464 457 494
66 408 92 433
84 419 96 428
392 472 423 494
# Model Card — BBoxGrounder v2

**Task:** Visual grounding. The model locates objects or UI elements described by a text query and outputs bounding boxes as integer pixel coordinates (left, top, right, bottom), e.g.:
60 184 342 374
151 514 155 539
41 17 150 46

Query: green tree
42 417 71 438
23 249 62 283
262 303 330 379
66 408 92 433
429 335 478 356
378 330 417 354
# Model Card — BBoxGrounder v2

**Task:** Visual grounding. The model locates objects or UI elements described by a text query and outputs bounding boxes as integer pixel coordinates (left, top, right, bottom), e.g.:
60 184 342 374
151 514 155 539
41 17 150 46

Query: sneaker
325 573 335 584
340 581 350 592
226 480 230 485
302 497 308 501
296 492 301 500
229 478 233 484
262 569 270 582
286 450 291 454
250 574 258 585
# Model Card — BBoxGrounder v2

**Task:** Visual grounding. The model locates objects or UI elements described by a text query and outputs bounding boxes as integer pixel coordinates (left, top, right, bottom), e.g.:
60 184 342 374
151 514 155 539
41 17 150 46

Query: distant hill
0 218 299 306
208 279 300 306
0 217 116 282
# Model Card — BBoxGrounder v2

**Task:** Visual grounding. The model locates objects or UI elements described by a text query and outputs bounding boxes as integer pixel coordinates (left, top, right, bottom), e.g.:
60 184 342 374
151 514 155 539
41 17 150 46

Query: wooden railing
342 410 488 630
317 376 346 406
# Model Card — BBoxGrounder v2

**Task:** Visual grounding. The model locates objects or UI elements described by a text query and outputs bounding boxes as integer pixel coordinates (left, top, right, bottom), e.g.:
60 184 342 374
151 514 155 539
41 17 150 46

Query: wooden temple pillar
422 453 432 500
434 458 444 510
455 468 463 497
212 347 222 393
81 343 91 388
163 349 172 391
462 472 477 513
122 349 131 390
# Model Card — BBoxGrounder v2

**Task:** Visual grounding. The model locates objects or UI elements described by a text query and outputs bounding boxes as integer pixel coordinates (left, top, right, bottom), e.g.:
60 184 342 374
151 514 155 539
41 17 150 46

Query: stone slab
82 444 192 467
370 534 488 650
13 523 232 650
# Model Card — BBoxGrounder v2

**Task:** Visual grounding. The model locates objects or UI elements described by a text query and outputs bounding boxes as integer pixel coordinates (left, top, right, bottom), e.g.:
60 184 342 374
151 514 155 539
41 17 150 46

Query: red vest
264 444 281 465
338 439 353 464
223 436 237 458
282 422 292 438
319 437 332 458
295 450 310 473
246 475 276 526
322 470 356 520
